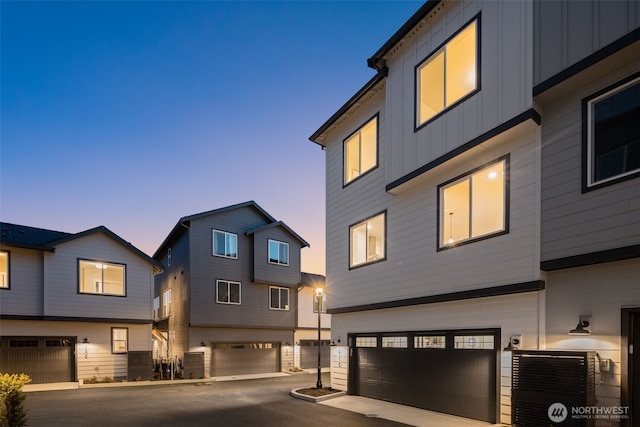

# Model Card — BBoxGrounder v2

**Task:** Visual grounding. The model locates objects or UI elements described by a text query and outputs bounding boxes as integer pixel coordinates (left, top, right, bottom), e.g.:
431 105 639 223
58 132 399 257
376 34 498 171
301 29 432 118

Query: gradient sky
1 0 423 274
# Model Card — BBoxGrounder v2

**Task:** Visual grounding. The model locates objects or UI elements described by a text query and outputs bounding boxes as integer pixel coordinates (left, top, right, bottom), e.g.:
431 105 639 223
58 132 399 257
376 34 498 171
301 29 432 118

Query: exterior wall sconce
568 316 591 335
331 338 342 346
503 335 521 351
200 342 206 347
82 337 89 344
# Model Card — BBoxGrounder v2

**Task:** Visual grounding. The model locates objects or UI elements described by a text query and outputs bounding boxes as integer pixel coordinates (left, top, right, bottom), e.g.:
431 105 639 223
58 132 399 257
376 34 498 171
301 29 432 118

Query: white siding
297 286 330 329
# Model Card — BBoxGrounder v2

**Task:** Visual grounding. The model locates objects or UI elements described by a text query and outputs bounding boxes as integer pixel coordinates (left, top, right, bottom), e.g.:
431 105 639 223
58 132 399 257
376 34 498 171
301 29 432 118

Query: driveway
23 373 406 427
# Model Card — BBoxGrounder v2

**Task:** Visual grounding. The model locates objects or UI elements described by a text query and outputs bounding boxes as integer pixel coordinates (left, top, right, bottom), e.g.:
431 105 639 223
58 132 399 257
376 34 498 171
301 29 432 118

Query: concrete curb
290 388 346 403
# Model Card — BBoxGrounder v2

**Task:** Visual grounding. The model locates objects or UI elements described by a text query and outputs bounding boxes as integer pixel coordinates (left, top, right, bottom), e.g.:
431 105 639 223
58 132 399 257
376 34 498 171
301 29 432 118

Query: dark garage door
0 337 75 384
210 342 279 377
300 340 330 369
352 330 498 423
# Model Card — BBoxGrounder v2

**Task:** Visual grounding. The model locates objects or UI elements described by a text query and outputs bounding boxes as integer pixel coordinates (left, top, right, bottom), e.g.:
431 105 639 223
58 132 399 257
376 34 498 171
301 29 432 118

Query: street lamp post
315 287 323 389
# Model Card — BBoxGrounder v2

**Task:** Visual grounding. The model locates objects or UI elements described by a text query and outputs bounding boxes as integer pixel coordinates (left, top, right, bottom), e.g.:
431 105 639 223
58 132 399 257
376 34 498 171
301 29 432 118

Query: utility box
512 350 596 427
183 352 205 379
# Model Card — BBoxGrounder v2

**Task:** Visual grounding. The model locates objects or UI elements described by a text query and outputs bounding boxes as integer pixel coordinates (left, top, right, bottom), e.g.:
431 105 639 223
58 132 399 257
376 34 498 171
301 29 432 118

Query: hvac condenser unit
511 350 596 427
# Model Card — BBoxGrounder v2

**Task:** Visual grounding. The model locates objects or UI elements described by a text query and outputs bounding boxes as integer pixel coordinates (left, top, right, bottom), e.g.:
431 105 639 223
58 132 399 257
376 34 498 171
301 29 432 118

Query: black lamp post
315 287 323 389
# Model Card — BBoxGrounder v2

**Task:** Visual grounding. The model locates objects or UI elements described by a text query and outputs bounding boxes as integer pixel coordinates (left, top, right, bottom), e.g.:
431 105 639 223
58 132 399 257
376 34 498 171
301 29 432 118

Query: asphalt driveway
23 373 407 427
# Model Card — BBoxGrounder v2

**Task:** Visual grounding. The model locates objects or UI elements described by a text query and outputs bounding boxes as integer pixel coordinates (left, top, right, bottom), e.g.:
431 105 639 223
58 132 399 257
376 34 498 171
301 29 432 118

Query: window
153 297 160 320
212 230 238 259
344 115 378 185
167 247 171 267
414 336 446 349
416 17 479 128
584 74 640 189
454 335 494 350
349 211 386 268
0 251 8 289
217 280 241 304
78 260 125 296
269 286 289 310
439 156 508 248
355 336 377 348
112 328 128 353
163 289 172 317
268 240 289 266
382 336 407 348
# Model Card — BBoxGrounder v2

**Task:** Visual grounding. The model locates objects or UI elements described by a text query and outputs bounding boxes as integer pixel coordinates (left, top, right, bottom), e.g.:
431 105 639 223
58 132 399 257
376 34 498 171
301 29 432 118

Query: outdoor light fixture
568 317 591 335
503 335 521 351
200 342 206 347
82 337 89 344
315 287 324 389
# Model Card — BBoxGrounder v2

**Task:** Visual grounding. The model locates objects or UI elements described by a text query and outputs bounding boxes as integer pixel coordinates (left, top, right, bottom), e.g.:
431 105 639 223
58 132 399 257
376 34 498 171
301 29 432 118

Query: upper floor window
349 211 386 268
0 251 8 289
112 327 128 353
439 156 508 249
269 286 289 310
167 247 172 267
344 115 378 185
584 74 640 190
416 17 479 129
163 289 172 317
213 230 238 259
268 240 289 266
153 297 160 320
78 260 125 296
217 280 241 305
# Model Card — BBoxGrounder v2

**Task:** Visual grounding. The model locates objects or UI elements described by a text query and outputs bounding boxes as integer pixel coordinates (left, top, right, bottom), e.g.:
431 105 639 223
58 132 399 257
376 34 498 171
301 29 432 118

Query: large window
0 251 8 289
112 328 128 353
268 240 289 266
78 260 125 296
213 230 238 259
217 280 241 305
153 297 160 320
416 17 479 128
349 211 386 268
344 115 378 185
269 286 289 310
439 157 508 248
584 74 640 189
163 289 172 317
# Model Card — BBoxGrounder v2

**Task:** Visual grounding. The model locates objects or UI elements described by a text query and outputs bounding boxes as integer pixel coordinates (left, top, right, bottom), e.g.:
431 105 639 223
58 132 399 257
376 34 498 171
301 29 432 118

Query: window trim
0 250 9 290
415 14 481 131
343 113 379 187
216 279 242 305
268 239 290 266
162 288 172 318
212 229 238 259
111 327 128 354
436 155 510 251
269 286 289 311
582 71 640 192
153 296 160 320
77 259 127 297
348 210 387 270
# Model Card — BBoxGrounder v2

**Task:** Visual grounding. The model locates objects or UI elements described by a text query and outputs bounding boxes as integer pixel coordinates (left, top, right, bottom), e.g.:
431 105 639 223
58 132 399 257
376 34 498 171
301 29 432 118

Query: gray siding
538 49 640 261
0 247 43 316
252 227 302 286
534 0 640 85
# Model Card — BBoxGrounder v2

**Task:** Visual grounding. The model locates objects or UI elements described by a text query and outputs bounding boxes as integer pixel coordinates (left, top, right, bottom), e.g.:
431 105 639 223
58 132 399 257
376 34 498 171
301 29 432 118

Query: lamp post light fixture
315 287 323 389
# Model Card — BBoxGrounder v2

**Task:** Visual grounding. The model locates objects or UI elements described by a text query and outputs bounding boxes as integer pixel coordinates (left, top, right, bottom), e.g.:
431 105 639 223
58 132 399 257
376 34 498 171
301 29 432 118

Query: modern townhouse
152 201 312 378
0 223 162 384
309 0 639 425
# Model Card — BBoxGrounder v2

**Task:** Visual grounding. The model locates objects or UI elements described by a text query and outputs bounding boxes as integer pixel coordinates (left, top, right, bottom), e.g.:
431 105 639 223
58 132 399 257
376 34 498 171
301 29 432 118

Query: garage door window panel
414 336 446 349
78 260 125 296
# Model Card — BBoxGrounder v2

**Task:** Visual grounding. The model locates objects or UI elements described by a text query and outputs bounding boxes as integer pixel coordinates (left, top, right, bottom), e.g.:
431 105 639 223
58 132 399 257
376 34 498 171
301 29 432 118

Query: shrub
0 373 31 427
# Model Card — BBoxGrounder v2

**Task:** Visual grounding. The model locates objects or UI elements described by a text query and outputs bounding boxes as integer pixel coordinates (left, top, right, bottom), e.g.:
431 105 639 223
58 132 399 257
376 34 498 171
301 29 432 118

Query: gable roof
245 221 310 248
0 222 163 273
300 272 326 288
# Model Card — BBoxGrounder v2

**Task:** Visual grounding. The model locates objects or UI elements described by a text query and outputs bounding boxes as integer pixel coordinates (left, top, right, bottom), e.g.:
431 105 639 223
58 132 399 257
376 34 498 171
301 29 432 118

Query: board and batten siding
0 246 43 316
538 50 640 261
43 233 153 320
384 0 533 184
252 226 302 286
533 0 640 86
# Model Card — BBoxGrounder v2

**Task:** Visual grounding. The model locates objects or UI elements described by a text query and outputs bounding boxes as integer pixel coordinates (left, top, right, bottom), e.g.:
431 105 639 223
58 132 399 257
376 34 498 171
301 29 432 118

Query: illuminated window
0 251 8 289
416 18 478 128
454 335 494 350
269 286 289 310
268 240 289 266
213 230 238 259
350 211 386 268
78 260 125 296
153 297 160 320
355 337 377 348
112 328 128 353
382 336 407 348
439 157 508 248
163 289 172 317
414 336 446 349
584 74 640 189
217 280 241 305
344 115 378 185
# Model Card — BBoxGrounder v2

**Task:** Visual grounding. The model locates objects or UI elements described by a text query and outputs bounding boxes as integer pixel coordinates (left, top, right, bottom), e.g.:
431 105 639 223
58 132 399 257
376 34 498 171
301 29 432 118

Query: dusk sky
1 0 423 275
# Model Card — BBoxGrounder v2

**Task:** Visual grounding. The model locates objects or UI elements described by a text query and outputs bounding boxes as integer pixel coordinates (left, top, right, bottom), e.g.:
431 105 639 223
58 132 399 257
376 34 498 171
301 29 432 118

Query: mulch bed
295 387 341 397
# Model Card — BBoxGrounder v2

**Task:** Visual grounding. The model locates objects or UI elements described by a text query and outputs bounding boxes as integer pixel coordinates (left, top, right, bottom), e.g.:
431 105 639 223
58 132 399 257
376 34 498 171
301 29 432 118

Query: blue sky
1 0 423 274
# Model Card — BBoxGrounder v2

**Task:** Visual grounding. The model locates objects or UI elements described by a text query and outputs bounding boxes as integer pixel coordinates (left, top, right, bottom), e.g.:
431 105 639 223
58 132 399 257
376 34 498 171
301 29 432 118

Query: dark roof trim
327 280 545 314
367 0 444 71
309 68 387 145
386 108 541 192
533 26 640 96
541 245 640 272
0 222 71 251
245 221 310 248
300 272 326 288
0 314 153 324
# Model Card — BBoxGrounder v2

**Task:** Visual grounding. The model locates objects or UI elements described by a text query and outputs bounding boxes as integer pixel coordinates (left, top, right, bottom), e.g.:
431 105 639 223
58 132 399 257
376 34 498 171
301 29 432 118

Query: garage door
0 337 75 384
352 330 498 423
210 342 279 377
300 340 330 369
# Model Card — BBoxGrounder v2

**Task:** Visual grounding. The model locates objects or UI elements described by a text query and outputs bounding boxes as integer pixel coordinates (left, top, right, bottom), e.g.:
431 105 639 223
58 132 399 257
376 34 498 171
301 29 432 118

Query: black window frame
0 250 10 290
77 258 127 297
343 113 380 187
348 210 387 270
